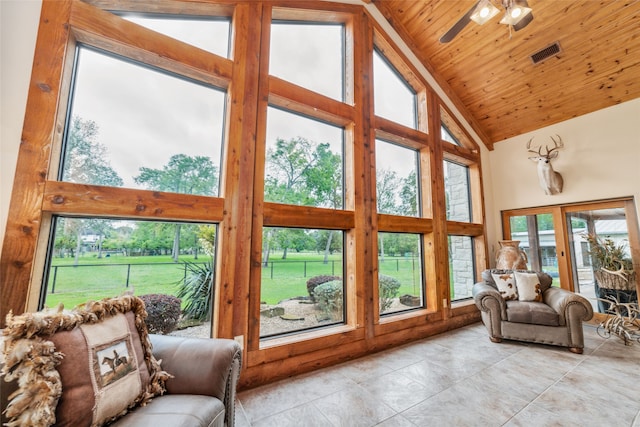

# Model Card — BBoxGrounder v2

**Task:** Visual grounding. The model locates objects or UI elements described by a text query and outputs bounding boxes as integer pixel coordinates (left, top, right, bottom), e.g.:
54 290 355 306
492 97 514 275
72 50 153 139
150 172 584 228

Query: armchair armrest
472 282 507 318
149 334 242 426
543 287 594 325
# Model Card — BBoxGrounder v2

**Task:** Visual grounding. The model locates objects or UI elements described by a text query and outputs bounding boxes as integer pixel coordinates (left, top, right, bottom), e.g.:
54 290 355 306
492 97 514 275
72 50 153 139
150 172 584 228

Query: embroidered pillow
491 272 518 300
1 295 170 427
514 271 544 302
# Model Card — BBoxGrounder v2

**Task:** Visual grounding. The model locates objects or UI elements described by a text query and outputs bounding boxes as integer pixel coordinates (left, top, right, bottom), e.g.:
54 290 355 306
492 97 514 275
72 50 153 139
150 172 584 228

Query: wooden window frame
1 0 488 390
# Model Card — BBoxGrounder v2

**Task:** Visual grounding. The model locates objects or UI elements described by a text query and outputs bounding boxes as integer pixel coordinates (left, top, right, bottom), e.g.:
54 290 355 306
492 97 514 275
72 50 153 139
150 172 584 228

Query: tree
134 154 218 261
60 117 124 265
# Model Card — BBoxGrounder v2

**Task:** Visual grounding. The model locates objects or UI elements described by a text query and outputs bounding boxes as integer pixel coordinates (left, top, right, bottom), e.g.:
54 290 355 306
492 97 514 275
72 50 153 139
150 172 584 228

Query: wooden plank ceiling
372 0 640 148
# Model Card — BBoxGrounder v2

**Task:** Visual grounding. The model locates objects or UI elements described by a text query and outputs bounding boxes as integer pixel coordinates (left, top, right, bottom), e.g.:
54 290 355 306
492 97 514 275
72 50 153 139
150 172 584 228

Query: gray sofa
1 334 242 427
472 269 594 353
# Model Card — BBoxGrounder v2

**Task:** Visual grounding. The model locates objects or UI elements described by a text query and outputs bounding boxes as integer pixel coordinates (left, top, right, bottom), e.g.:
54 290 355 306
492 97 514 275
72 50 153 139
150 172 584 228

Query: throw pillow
491 272 518 300
514 271 544 302
1 295 170 427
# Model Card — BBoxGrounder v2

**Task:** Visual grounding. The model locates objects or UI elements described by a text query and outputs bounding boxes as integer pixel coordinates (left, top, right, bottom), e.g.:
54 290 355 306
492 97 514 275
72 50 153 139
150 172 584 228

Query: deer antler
546 135 564 156
526 138 542 155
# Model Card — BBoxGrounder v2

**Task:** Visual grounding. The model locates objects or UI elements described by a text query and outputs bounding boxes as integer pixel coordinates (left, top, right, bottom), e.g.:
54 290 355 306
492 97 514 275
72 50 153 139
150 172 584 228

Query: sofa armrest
150 334 242 426
472 282 507 318
543 287 594 325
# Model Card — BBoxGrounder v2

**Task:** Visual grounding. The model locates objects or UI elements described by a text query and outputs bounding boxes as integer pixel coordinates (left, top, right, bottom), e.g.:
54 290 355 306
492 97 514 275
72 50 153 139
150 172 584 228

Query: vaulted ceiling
372 0 640 149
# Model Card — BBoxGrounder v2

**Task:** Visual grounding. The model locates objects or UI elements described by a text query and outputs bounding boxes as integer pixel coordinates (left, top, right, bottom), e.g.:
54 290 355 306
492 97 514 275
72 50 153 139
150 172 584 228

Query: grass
44 251 423 307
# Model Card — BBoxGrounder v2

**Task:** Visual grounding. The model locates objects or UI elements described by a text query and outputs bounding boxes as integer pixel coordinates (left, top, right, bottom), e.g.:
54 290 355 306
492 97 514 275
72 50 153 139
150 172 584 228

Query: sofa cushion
506 300 560 326
491 272 518 300
109 395 225 427
483 269 552 294
0 296 170 427
514 271 544 302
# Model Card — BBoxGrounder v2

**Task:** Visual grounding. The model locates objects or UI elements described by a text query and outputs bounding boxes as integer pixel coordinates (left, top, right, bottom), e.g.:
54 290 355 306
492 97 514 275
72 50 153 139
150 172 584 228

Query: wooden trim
374 116 428 149
42 182 225 221
0 0 73 322
268 77 355 126
263 203 355 229
84 0 236 16
213 2 263 341
377 214 432 234
70 1 233 89
446 221 484 236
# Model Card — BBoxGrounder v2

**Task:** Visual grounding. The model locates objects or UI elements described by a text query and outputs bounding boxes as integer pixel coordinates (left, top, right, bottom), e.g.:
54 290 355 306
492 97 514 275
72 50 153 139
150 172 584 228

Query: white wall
0 0 42 254
487 98 640 251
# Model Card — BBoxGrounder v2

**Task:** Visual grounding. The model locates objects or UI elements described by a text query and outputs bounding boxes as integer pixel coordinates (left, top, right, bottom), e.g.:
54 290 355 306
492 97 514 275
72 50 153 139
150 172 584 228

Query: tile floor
236 322 640 427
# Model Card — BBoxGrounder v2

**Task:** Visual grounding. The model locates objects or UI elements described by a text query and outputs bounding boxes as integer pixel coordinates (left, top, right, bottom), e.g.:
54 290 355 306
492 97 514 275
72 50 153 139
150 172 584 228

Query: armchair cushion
491 272 518 301
514 271 544 302
505 301 559 326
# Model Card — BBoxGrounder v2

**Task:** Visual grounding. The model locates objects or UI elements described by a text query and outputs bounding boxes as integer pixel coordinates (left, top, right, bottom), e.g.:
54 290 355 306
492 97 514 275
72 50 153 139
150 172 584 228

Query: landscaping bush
378 274 401 313
139 293 182 335
306 274 342 302
313 280 343 319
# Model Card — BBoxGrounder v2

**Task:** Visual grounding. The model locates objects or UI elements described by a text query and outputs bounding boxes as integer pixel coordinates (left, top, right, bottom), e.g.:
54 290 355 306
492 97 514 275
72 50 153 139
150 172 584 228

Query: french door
502 198 639 316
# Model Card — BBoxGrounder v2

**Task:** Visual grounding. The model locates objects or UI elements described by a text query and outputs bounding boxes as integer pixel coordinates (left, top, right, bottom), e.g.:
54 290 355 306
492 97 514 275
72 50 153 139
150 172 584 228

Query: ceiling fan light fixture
470 0 500 25
499 3 532 26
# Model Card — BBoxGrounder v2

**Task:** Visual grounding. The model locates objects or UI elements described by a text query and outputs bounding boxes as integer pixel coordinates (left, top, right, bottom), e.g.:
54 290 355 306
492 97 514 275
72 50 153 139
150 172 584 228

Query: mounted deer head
527 135 564 195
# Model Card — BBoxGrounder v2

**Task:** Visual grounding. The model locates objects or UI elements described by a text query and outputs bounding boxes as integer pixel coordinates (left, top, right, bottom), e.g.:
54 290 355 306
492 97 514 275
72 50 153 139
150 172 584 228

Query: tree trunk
172 224 181 262
262 231 271 267
323 231 333 264
97 233 103 259
74 229 82 266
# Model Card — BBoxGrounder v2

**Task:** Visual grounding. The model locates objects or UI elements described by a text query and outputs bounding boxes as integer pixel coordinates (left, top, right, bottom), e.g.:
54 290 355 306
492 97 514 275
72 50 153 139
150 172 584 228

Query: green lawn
44 251 423 308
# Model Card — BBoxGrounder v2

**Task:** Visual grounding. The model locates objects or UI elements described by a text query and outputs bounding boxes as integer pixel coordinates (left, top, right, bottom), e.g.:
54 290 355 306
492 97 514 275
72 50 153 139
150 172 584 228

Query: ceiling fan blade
439 1 480 43
513 12 533 31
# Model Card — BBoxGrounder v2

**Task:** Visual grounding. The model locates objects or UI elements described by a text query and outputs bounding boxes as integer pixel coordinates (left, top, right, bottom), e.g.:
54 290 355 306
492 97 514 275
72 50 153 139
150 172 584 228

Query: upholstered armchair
473 269 594 353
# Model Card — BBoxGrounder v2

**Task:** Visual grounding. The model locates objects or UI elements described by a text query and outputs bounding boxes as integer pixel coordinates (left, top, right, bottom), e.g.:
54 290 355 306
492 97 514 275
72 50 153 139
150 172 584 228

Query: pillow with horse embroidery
491 272 518 300
1 295 169 427
514 271 544 302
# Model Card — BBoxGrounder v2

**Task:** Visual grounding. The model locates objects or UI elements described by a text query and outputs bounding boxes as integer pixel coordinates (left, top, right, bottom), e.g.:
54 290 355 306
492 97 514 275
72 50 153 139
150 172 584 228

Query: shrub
176 261 214 321
306 275 342 302
378 274 401 313
139 293 182 335
313 280 343 319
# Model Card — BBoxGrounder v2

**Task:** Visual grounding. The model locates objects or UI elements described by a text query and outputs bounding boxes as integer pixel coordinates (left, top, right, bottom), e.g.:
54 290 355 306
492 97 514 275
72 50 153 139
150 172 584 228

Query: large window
373 49 417 128
1 1 487 387
44 217 217 336
375 140 419 217
260 227 344 337
65 47 225 196
264 107 344 209
270 22 344 101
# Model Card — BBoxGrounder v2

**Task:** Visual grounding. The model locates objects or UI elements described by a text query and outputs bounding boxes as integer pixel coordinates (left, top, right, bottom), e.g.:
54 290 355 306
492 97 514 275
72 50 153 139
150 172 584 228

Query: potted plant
584 233 637 314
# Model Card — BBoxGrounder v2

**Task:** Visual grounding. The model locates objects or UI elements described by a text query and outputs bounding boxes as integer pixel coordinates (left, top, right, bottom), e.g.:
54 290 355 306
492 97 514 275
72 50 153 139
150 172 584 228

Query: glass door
566 205 638 314
506 212 560 286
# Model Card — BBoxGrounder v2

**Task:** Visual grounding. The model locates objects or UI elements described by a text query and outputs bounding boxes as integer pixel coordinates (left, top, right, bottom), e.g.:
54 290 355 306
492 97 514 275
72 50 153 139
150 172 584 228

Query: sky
68 14 417 192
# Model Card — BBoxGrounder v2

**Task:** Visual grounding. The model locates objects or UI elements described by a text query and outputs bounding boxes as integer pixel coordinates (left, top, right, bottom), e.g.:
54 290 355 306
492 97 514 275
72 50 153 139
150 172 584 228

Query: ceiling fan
440 0 534 43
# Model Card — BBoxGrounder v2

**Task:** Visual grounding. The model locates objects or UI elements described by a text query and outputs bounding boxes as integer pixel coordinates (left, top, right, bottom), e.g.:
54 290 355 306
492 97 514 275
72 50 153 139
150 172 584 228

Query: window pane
373 49 416 128
44 217 217 338
376 140 419 216
378 232 424 315
441 125 460 145
444 160 471 222
123 15 230 57
63 47 225 196
270 22 343 101
509 214 560 285
260 227 344 338
449 235 475 301
265 107 344 208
